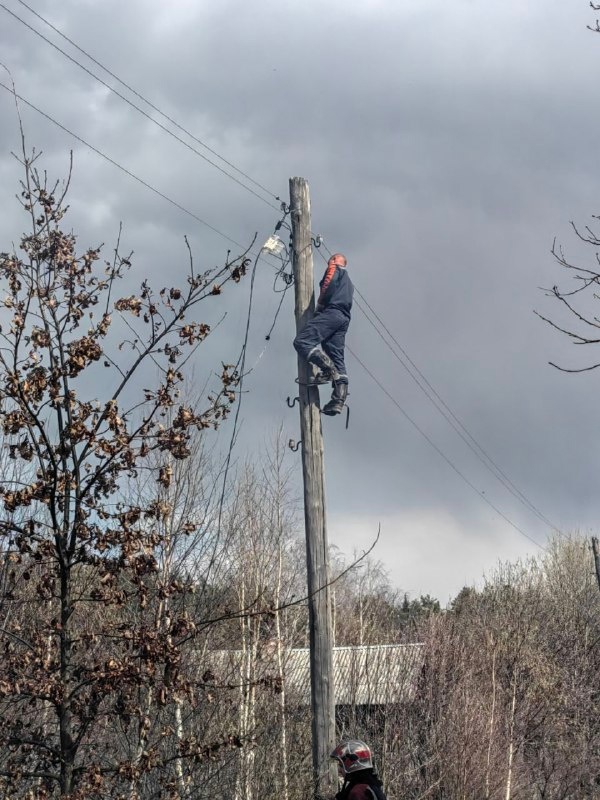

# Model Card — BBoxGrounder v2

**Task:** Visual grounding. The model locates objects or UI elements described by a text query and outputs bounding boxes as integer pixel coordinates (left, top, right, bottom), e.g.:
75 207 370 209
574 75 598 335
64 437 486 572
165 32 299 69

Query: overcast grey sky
1 0 600 602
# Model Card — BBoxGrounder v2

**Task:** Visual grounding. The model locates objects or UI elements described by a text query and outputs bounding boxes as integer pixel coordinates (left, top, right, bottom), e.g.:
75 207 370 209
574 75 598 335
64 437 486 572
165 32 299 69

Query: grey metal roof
287 644 423 705
206 643 424 706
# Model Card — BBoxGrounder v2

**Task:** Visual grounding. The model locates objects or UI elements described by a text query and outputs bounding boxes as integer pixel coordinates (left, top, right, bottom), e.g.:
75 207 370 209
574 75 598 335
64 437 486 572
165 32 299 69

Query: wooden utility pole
592 537 600 593
289 177 336 798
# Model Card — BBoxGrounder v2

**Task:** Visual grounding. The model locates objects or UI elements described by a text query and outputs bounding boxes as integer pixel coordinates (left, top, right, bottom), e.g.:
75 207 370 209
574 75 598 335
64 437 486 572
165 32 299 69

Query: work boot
307 370 331 386
322 380 348 416
307 348 340 382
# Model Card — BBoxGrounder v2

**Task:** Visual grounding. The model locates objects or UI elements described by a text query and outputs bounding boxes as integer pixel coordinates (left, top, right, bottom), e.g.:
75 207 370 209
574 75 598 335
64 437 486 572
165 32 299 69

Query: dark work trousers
293 307 349 380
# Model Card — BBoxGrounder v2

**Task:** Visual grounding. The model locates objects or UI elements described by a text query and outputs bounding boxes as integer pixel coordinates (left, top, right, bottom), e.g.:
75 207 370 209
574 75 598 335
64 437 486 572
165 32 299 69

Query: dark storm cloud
1 0 600 600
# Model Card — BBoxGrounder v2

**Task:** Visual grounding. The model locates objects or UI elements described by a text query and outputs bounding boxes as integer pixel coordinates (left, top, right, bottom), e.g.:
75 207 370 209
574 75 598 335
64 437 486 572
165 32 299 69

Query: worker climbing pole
289 177 337 798
293 250 354 416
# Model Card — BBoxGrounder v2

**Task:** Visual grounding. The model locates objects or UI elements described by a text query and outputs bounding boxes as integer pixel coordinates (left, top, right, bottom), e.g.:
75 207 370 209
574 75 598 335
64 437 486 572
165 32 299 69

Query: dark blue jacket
318 265 354 318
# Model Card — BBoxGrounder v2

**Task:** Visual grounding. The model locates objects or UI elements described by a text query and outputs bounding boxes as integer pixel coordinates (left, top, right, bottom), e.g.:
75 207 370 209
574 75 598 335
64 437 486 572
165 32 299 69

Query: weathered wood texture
289 177 336 798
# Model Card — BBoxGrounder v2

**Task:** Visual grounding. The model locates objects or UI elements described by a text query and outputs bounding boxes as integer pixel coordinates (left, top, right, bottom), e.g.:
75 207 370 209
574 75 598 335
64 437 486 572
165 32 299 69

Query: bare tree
535 218 600 372
405 536 600 800
588 2 600 34
0 139 250 798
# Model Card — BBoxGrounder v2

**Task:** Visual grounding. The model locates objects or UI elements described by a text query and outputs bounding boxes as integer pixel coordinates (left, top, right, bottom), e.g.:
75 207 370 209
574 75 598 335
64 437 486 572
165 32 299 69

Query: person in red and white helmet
330 740 387 800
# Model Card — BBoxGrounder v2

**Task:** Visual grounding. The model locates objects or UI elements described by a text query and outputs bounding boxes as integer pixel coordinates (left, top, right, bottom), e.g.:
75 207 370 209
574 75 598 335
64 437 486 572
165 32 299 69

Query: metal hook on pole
287 396 300 409
288 438 302 453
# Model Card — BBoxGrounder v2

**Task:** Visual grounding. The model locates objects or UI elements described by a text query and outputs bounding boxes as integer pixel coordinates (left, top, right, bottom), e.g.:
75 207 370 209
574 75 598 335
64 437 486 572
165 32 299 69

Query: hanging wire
12 0 283 202
1 2 282 211
2 16 552 554
265 283 291 341
215 249 261 537
354 292 561 534
264 206 294 296
0 79 251 250
347 344 547 551
314 236 551 549
261 207 293 341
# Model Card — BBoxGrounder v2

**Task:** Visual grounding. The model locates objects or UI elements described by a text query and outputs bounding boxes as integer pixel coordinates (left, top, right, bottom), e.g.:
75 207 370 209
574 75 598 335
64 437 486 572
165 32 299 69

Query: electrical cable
264 286 289 341
346 344 547 551
354 286 560 531
314 244 559 536
354 295 561 534
264 252 293 338
0 79 259 253
258 209 293 338
256 213 293 344
4 4 554 528
13 0 281 202
1 2 282 211
0 23 553 549
215 247 261 537
0 79 287 275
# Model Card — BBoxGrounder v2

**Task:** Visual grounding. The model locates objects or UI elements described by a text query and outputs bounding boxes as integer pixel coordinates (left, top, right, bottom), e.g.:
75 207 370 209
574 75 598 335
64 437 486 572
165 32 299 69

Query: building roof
207 643 424 706
288 643 423 705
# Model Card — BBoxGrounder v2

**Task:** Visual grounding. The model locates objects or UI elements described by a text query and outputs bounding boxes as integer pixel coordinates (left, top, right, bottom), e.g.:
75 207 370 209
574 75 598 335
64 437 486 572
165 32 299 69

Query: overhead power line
0 77 290 436
0 2 554 545
353 294 560 534
314 245 558 537
1 2 282 212
346 344 547 551
0 80 248 250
